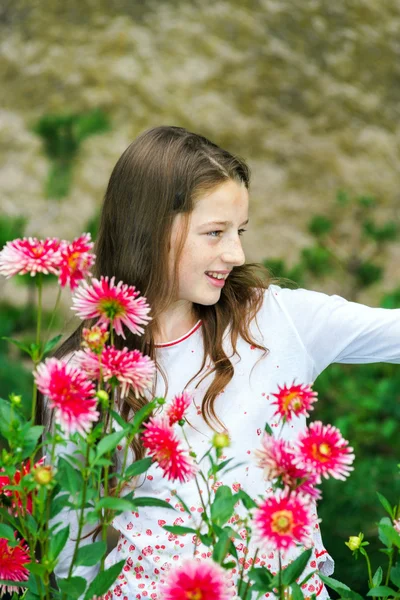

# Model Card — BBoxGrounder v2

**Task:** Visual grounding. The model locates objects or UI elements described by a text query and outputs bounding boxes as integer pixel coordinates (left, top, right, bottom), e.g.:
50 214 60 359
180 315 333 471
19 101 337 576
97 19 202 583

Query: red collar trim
155 320 202 348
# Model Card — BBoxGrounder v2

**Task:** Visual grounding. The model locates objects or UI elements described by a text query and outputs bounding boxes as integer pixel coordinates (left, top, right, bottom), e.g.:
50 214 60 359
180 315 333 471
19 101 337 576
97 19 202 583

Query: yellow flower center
311 442 331 462
186 590 202 600
271 509 294 535
283 392 302 412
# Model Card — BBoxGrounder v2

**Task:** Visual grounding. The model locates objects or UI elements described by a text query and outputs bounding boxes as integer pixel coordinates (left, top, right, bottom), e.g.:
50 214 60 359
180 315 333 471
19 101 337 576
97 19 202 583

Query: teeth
206 272 227 280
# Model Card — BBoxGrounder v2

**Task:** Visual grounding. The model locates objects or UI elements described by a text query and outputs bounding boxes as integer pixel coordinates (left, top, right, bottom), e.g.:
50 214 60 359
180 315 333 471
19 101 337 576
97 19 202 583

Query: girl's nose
221 239 246 266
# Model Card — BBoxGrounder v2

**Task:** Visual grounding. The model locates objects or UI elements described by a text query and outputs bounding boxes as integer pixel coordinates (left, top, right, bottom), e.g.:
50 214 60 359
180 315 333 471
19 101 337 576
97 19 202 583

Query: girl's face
169 179 249 309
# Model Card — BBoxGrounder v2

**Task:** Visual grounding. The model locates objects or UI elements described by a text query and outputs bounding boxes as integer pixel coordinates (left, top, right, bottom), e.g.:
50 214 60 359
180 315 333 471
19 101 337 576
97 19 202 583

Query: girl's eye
207 231 222 237
238 229 247 236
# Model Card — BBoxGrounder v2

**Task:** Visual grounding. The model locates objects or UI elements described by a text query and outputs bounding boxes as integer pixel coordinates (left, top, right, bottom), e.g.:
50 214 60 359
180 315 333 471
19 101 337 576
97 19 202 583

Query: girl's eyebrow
202 219 249 227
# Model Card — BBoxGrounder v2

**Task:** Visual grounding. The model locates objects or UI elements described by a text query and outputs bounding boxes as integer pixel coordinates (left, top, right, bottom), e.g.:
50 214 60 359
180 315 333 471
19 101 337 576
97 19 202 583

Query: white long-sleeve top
54 285 400 599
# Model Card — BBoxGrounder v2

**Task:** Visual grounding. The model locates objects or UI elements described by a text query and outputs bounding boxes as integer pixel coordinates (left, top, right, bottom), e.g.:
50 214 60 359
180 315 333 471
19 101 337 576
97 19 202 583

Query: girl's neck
154 301 197 344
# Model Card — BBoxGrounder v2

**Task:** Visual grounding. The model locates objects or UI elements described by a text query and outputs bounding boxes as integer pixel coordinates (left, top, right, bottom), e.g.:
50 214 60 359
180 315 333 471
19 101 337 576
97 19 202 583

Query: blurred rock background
0 0 399 595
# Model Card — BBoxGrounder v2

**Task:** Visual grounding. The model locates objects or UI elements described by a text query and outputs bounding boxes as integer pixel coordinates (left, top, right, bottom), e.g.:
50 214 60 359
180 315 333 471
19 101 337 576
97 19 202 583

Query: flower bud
96 389 109 405
345 533 363 551
212 432 230 450
34 465 53 486
10 393 22 406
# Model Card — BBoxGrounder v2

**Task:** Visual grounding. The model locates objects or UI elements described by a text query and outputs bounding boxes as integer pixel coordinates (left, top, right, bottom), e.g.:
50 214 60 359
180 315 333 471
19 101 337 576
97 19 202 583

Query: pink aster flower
142 417 197 483
59 233 95 290
0 537 30 597
166 391 192 425
160 558 232 600
0 237 62 278
34 358 99 435
252 489 313 551
271 382 317 422
76 346 155 398
81 323 109 354
71 276 151 338
294 421 355 483
254 434 321 499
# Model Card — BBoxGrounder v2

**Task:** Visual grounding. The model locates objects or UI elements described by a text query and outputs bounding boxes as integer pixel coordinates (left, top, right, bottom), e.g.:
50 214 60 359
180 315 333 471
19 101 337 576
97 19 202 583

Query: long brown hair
57 126 271 460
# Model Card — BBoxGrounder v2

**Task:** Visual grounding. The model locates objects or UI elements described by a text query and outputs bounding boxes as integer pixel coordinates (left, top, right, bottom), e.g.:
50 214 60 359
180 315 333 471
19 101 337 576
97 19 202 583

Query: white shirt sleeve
272 285 400 378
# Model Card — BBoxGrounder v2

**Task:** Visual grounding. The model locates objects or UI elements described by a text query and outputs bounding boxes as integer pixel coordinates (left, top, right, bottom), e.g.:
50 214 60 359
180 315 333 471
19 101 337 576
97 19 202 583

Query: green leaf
27 563 47 577
318 574 351 593
96 429 128 460
214 458 234 473
367 586 399 596
131 497 176 510
83 559 125 600
1 336 32 355
264 422 273 435
372 566 383 587
124 457 153 479
20 425 44 459
377 492 394 519
390 563 400 588
235 489 257 510
57 457 83 495
247 566 273 591
96 497 136 512
0 579 28 588
212 530 230 564
290 581 306 600
0 399 23 438
281 548 313 585
211 486 235 525
132 402 157 433
49 493 71 519
163 525 197 535
57 576 87 599
380 522 400 548
0 523 18 542
43 334 63 355
75 541 107 567
49 524 70 560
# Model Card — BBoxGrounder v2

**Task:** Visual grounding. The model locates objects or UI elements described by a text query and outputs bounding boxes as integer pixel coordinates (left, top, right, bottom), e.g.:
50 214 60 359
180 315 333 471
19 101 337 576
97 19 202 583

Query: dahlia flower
252 489 313 551
0 538 30 596
271 382 317 422
254 434 320 499
0 237 62 277
76 346 155 397
81 323 110 354
0 458 45 515
71 276 151 339
142 417 197 483
160 558 232 600
166 391 192 425
58 233 95 290
35 358 99 435
294 421 355 483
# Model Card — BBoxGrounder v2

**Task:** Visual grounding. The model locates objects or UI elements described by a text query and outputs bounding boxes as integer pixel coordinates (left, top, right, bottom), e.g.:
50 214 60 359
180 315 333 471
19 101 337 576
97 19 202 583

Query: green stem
278 551 285 600
42 286 62 351
36 274 43 348
242 547 259 598
363 549 374 589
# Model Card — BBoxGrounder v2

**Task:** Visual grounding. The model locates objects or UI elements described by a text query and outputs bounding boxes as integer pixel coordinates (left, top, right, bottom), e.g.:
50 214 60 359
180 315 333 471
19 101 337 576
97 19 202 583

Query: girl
54 125 400 599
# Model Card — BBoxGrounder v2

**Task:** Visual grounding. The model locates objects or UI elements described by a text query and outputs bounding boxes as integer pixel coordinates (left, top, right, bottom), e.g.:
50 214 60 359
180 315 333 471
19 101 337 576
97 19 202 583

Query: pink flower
142 417 197 483
166 391 192 426
82 323 109 354
34 358 99 435
253 489 313 551
160 558 232 600
294 421 355 483
59 233 95 290
271 382 317 422
254 434 320 499
0 458 45 515
71 276 151 338
0 237 62 277
0 537 30 597
76 346 155 398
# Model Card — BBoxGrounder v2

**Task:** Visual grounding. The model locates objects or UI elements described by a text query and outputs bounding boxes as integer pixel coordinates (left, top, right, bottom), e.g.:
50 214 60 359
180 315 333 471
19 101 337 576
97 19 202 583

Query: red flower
166 391 192 426
0 537 30 596
294 421 355 483
59 233 95 290
253 489 313 551
71 276 151 339
35 358 99 435
271 382 317 422
0 237 62 277
254 434 320 499
160 558 232 600
142 417 197 483
76 346 155 398
0 458 45 515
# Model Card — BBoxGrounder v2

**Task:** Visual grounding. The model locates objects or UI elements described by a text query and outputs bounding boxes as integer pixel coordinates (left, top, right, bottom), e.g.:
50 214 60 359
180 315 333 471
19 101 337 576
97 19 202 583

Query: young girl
54 125 400 599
